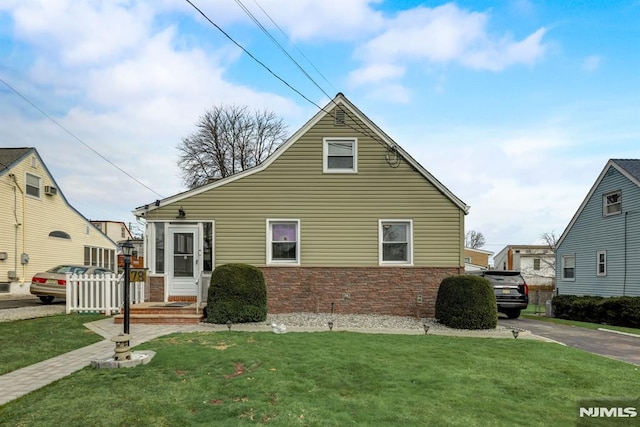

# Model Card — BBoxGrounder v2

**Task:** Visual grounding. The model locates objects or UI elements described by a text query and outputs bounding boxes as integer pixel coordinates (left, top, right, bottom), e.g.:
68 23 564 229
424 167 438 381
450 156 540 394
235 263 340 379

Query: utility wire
253 0 338 93
238 1 391 148
187 0 393 152
0 76 165 199
235 0 327 97
185 0 323 112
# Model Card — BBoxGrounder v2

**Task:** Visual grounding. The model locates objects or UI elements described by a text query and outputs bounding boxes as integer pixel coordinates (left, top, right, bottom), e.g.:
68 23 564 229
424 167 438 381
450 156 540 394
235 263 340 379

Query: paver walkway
0 319 215 406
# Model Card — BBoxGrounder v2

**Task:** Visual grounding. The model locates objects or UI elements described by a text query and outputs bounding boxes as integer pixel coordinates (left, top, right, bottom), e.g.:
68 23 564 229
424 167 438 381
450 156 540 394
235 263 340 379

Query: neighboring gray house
555 159 640 297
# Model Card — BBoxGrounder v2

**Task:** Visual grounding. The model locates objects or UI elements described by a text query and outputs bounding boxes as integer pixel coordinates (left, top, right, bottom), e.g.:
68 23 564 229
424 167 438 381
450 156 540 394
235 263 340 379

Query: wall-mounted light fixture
177 207 186 219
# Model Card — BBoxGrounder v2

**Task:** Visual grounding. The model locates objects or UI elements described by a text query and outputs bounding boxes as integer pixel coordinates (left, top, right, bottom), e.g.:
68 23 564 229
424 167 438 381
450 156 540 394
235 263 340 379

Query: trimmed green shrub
552 295 640 328
435 275 498 329
206 263 267 324
551 295 576 319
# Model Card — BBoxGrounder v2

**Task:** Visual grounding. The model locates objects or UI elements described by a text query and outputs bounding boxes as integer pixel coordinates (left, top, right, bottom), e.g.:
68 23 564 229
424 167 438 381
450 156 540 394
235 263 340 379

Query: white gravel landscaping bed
0 305 65 322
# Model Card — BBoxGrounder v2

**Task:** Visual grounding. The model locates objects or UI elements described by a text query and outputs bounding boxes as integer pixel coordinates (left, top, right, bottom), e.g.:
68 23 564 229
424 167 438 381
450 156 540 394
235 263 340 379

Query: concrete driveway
499 316 640 366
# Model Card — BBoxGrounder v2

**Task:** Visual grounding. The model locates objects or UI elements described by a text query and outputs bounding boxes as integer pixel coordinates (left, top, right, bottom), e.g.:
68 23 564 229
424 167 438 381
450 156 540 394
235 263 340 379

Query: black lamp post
121 240 133 335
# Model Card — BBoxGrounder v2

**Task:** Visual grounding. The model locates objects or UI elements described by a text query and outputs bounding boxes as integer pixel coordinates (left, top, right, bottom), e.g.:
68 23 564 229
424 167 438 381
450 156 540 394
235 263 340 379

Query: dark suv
468 270 529 318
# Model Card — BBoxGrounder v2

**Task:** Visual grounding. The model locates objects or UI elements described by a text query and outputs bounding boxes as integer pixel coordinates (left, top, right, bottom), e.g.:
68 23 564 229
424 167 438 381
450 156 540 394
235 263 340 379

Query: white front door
168 225 199 296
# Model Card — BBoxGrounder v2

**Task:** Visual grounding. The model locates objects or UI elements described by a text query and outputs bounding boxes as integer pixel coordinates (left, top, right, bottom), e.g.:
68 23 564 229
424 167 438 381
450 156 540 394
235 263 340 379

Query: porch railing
65 273 145 315
196 270 203 315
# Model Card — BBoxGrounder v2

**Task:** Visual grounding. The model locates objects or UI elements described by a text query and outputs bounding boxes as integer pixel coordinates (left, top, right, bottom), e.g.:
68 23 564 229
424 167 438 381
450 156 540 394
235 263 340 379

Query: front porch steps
113 302 206 325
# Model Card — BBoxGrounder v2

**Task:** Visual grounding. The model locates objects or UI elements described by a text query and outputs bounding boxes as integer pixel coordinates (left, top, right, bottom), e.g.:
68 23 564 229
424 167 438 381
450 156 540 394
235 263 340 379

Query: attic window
334 108 346 126
49 231 71 239
603 191 621 216
323 138 357 173
26 173 40 198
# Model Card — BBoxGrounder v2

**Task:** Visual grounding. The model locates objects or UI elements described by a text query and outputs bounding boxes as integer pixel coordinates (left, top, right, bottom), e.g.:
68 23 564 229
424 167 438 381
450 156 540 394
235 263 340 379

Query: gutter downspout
623 211 628 296
10 174 26 285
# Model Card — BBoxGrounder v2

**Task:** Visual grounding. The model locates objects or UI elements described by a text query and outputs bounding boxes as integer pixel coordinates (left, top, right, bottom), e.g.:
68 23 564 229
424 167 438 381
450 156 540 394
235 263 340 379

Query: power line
185 0 323 113
235 0 328 98
186 0 396 154
239 1 396 152
253 0 338 93
0 76 165 199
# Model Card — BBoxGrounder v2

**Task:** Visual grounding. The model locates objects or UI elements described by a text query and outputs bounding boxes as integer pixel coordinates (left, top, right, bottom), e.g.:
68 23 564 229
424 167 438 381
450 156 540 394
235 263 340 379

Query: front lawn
1 331 638 426
0 313 105 375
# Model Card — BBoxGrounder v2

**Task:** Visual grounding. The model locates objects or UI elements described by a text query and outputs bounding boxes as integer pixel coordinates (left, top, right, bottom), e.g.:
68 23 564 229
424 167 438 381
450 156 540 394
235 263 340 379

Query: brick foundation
260 267 461 318
149 275 165 302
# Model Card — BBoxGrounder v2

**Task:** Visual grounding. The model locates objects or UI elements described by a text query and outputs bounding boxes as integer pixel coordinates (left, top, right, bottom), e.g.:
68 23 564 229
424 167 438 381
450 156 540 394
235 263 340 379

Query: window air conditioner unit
44 185 57 196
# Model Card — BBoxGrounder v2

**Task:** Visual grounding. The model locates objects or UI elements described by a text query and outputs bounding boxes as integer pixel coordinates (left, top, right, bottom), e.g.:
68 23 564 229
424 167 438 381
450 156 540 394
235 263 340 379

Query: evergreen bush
553 295 640 328
206 263 267 324
435 275 498 329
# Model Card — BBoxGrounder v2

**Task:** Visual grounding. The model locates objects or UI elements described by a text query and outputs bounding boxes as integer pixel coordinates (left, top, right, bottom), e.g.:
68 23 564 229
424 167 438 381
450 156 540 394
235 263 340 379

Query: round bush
206 263 267 324
435 275 498 329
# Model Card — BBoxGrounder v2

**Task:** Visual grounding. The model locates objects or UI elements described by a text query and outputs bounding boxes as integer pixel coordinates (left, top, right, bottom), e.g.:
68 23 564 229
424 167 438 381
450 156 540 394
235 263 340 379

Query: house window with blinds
323 138 357 173
379 220 413 265
603 191 621 216
26 173 41 198
267 220 300 265
562 255 575 281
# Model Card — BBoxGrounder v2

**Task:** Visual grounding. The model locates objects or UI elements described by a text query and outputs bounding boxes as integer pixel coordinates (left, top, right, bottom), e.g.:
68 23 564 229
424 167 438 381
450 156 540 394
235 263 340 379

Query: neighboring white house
493 245 555 286
91 220 134 243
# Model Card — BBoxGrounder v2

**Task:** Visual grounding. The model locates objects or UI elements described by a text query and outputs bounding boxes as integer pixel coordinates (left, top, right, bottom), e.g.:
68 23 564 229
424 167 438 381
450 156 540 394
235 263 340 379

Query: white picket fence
65 273 145 315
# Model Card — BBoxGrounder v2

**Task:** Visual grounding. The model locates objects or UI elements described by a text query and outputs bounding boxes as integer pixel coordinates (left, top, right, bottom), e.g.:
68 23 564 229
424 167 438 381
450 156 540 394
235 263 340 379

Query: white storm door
168 225 199 296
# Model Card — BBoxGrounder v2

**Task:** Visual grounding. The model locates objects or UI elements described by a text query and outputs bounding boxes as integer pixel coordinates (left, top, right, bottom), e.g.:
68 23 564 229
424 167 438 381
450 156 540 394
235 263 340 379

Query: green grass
0 313 105 375
522 313 640 336
1 331 638 426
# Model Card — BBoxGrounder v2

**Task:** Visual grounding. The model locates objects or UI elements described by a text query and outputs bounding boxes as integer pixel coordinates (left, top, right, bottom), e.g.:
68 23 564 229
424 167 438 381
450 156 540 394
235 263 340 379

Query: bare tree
465 230 486 249
538 230 560 276
177 105 288 188
525 230 561 311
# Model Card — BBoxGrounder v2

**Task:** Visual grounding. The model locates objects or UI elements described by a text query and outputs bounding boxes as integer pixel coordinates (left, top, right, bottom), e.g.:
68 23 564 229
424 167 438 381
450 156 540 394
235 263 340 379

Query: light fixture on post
113 239 134 362
177 207 186 219
121 239 134 335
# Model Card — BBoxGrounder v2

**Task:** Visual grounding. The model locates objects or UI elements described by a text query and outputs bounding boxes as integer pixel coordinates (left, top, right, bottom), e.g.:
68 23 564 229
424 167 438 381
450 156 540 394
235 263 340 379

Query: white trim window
379 220 413 265
26 173 41 198
323 138 357 173
267 220 300 265
533 258 541 271
603 190 621 216
597 250 607 276
562 254 575 281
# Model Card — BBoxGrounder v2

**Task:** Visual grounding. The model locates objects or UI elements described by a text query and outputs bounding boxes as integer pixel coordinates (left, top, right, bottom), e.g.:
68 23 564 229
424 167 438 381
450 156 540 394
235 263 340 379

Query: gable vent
334 108 346 126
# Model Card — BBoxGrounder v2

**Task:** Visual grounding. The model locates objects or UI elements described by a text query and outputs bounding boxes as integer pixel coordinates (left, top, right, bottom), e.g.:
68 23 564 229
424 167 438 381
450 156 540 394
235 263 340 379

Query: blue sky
1 0 638 258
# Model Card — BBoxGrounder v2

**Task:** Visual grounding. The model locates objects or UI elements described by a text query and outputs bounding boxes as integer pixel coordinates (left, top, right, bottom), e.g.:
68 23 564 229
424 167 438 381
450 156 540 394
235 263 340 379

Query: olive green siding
146 111 464 268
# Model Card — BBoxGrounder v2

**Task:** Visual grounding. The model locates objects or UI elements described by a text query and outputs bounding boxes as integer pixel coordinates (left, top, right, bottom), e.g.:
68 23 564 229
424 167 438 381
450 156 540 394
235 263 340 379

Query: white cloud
461 27 547 70
351 3 548 88
357 4 488 64
252 0 385 42
348 63 405 86
8 0 153 66
0 0 303 222
582 55 601 72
